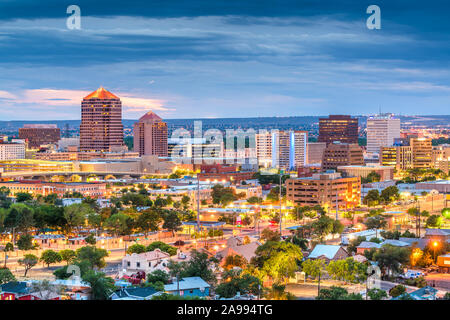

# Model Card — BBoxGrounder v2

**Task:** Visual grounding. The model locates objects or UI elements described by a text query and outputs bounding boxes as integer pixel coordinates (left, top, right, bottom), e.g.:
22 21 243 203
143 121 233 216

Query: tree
260 228 280 242
64 203 93 234
85 233 97 245
264 283 296 300
373 245 410 276
18 254 38 276
147 270 170 284
168 250 216 284
211 184 236 206
301 259 326 295
326 258 367 284
380 186 399 204
426 215 443 228
127 244 147 254
364 216 387 239
367 288 388 300
59 249 76 265
15 192 33 202
136 208 161 235
389 284 406 297
87 213 102 235
363 189 381 207
223 254 247 270
146 241 177 256
0 267 16 284
216 269 262 298
17 234 35 250
40 249 62 268
75 246 109 269
82 270 116 300
162 211 182 237
3 242 14 268
311 215 335 242
362 171 381 184
30 279 63 300
251 241 303 283
104 213 134 236
317 286 363 300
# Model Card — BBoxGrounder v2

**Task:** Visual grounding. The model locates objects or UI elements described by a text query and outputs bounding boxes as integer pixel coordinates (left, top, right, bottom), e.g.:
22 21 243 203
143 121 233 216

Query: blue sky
0 0 449 120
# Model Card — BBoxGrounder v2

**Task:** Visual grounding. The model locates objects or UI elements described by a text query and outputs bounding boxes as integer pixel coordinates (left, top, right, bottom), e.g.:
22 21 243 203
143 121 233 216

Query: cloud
0 88 169 116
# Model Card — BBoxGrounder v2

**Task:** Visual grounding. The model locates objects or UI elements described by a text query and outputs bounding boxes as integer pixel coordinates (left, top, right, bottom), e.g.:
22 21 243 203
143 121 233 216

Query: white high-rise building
256 131 273 168
272 130 307 170
367 114 401 155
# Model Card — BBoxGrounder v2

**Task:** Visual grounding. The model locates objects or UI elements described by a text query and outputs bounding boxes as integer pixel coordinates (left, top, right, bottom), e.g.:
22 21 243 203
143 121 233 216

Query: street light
433 241 439 262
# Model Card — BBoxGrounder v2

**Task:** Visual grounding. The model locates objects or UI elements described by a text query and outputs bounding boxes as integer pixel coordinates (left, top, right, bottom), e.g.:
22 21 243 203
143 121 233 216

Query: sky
0 0 450 120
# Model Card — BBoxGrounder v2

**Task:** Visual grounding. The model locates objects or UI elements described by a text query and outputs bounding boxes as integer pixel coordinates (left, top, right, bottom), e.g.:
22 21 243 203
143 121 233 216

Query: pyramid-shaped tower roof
139 111 163 122
83 87 119 100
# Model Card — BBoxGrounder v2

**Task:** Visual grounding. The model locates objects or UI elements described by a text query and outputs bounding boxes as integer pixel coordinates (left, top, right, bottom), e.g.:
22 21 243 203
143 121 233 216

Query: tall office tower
133 111 168 157
318 115 359 145
79 87 124 152
307 142 327 164
19 124 60 149
256 131 273 168
410 137 432 169
366 114 401 154
322 142 364 170
272 130 307 170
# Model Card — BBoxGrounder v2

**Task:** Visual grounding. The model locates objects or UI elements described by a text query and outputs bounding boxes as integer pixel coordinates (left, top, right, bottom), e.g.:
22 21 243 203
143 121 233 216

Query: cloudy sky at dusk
0 0 449 120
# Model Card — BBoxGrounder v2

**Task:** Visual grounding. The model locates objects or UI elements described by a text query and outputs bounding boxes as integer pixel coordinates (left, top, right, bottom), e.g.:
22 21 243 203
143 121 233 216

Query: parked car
400 270 426 279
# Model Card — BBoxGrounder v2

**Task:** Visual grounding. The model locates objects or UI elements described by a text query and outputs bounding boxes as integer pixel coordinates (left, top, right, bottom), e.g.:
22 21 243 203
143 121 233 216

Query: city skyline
1 1 450 120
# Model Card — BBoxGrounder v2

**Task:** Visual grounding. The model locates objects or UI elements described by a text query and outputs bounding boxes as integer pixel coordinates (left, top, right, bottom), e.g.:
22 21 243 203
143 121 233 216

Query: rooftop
308 244 344 260
164 277 210 292
83 87 119 100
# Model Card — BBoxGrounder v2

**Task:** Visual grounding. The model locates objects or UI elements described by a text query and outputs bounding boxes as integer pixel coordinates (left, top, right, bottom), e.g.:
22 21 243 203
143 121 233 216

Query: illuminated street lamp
433 241 439 262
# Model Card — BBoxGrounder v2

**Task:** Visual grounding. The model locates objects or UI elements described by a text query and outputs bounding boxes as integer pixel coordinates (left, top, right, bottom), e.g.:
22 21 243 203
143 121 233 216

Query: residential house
307 244 349 262
110 287 161 300
164 277 210 298
0 281 61 300
216 241 261 264
121 249 171 276
391 286 438 300
356 241 381 254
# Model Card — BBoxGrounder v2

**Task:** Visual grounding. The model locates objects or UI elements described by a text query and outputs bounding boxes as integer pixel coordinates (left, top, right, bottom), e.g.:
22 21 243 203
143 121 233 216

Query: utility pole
335 189 339 220
197 177 200 232
279 172 283 238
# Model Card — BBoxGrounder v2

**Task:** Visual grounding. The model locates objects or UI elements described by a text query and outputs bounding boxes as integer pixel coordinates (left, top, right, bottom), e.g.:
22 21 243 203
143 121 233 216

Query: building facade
271 131 307 170
366 114 401 154
80 87 124 152
318 115 358 145
307 142 327 165
133 111 168 157
286 171 361 209
0 141 25 160
337 164 394 181
19 124 61 149
321 142 364 170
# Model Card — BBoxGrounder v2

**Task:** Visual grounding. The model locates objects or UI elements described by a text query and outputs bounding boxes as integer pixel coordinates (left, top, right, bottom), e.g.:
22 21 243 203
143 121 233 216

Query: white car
401 270 426 279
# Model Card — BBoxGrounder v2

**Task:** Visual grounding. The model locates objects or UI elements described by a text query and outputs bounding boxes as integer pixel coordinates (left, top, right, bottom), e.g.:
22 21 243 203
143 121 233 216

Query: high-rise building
19 124 61 149
133 111 168 157
286 171 361 209
80 87 124 152
410 137 432 169
318 115 359 145
379 137 432 170
366 114 400 154
272 131 307 170
322 142 364 170
256 131 273 168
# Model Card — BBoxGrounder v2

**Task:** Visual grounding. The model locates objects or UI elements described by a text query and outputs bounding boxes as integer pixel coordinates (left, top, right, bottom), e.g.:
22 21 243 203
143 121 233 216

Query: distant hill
0 115 449 136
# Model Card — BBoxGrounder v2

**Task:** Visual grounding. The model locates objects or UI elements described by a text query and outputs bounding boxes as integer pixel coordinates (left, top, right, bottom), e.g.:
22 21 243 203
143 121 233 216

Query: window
127 261 130 267
136 262 140 268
